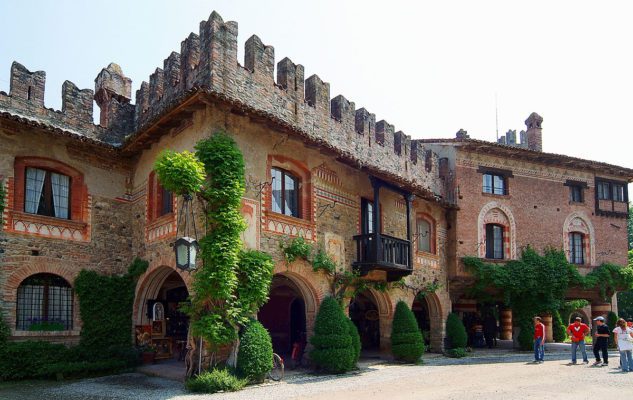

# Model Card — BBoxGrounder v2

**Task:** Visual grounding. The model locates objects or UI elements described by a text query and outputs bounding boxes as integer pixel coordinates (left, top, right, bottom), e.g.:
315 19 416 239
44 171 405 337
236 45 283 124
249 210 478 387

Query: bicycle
268 353 285 381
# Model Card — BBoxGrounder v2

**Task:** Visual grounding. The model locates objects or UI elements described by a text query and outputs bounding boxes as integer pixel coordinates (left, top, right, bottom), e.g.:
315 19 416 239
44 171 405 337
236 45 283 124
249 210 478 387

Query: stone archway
349 289 393 353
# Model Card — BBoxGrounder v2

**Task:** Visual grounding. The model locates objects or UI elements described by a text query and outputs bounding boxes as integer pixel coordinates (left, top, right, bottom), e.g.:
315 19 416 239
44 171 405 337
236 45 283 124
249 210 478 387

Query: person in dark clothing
483 314 497 349
592 316 609 366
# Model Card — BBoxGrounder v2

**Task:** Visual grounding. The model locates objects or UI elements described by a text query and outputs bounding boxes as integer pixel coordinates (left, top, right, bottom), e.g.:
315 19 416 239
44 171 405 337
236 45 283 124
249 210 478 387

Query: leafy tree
445 313 468 349
154 150 205 195
618 290 633 319
391 301 425 363
628 205 633 250
236 320 273 382
310 297 355 373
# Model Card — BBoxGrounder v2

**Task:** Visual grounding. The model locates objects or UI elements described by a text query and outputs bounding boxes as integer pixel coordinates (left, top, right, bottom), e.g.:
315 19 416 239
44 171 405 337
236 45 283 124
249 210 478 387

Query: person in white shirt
613 318 633 373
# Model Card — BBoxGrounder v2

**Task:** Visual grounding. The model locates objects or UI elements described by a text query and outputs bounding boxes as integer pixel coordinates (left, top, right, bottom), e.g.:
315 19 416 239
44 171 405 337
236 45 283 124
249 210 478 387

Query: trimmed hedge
186 369 247 393
391 301 424 363
346 317 361 366
445 313 467 349
236 320 273 382
0 341 69 380
552 311 567 342
310 297 355 374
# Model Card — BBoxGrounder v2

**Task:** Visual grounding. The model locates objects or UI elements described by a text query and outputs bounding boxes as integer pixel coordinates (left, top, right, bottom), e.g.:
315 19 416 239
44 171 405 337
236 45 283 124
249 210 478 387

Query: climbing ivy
279 237 312 264
74 258 148 350
156 132 274 354
464 247 633 350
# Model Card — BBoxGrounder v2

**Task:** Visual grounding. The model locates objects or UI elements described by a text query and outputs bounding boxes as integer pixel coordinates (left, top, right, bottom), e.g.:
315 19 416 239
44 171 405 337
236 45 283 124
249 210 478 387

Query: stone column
500 309 513 340
542 314 553 343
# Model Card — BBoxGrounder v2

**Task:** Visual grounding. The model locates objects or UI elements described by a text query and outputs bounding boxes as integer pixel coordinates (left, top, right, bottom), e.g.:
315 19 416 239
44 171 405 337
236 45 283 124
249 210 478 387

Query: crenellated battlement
0 11 444 198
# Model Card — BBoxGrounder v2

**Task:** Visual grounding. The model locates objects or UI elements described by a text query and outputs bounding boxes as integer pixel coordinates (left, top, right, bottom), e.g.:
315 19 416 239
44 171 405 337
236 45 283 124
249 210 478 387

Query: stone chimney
456 129 469 139
525 112 543 151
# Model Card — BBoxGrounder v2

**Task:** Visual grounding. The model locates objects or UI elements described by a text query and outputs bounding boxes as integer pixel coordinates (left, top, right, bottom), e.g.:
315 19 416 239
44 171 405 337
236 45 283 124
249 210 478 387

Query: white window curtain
25 168 46 214
50 172 70 219
271 168 283 214
17 284 44 330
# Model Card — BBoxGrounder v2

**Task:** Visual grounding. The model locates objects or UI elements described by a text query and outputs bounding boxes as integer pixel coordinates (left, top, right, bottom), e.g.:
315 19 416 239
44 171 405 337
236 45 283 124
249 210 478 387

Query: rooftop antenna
495 92 499 142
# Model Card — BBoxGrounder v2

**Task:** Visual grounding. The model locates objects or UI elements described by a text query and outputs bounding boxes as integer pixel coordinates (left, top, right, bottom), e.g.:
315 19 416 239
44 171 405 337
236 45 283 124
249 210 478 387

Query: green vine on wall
155 132 274 354
463 247 633 349
74 258 148 350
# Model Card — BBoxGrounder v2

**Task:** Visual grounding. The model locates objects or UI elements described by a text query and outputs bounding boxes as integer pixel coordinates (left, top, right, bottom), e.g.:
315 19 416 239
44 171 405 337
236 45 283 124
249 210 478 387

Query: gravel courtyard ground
2 352 632 400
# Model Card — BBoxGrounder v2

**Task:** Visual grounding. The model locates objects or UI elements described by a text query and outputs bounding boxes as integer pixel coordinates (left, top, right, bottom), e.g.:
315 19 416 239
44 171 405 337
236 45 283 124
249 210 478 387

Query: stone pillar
542 314 553 343
500 309 513 340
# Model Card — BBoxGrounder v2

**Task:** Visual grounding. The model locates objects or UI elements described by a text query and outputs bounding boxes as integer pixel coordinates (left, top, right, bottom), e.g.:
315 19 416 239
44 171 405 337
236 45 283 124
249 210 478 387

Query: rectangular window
596 180 627 202
482 173 506 195
569 232 584 265
597 181 610 200
271 168 300 218
361 198 374 234
485 224 504 259
569 185 583 203
25 167 70 219
613 184 625 202
159 186 173 216
416 219 431 253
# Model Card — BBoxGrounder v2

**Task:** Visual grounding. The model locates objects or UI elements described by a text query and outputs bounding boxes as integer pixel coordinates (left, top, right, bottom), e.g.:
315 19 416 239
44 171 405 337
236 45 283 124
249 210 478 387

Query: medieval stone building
0 11 631 360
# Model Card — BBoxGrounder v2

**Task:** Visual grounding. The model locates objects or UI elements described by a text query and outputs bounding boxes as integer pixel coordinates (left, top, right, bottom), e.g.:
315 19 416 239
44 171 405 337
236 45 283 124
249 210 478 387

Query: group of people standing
533 315 633 372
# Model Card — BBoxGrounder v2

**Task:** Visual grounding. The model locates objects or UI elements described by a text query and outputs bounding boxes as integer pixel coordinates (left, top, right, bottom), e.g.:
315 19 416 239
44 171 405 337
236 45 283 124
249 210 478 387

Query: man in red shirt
533 316 545 363
566 316 590 364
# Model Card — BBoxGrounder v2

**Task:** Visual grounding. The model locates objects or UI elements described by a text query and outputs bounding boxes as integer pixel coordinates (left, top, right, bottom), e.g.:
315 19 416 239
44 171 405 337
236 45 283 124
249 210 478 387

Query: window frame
271 167 301 218
485 223 505 260
478 167 512 196
415 214 436 254
569 232 585 265
16 273 73 331
23 167 72 220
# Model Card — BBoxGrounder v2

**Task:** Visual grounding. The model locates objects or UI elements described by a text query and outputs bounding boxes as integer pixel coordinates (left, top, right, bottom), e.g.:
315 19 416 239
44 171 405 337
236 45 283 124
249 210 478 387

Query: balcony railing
353 233 412 280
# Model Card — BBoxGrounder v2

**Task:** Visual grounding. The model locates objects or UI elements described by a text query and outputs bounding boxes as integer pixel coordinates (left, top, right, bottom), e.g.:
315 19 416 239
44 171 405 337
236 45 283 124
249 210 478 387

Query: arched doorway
258 274 307 357
134 267 189 363
412 295 431 348
350 291 380 351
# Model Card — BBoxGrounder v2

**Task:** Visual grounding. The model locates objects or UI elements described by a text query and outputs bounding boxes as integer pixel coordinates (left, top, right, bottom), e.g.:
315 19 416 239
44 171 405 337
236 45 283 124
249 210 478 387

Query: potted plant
137 331 156 364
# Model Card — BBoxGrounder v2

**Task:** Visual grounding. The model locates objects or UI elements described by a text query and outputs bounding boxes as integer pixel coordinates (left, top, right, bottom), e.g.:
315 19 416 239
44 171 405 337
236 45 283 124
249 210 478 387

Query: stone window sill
12 329 80 337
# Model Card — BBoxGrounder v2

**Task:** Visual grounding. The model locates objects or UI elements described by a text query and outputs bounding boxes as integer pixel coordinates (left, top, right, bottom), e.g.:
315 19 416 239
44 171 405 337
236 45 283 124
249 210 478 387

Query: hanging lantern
175 236 199 271
174 194 199 271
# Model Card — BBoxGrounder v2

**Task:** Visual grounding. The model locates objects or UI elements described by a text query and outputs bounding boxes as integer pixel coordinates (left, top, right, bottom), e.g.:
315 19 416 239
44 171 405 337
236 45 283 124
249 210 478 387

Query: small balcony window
271 167 300 218
25 167 70 219
485 223 504 259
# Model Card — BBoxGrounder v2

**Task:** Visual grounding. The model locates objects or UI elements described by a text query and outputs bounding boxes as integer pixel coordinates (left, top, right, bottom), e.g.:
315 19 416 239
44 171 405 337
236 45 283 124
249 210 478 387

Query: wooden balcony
353 233 413 281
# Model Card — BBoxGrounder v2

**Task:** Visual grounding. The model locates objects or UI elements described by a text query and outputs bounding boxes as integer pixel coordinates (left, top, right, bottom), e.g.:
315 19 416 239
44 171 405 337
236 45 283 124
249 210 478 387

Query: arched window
563 213 594 266
16 273 73 331
416 215 436 254
485 223 504 259
271 167 300 218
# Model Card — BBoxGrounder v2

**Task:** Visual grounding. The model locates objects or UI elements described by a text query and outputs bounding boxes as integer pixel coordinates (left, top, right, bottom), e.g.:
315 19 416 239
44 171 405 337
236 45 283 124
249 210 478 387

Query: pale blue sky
1 0 632 172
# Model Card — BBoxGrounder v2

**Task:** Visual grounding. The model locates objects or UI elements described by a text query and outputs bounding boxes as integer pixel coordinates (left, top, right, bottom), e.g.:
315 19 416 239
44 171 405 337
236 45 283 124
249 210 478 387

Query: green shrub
445 313 467 349
236 320 273 382
0 341 70 380
391 301 424 363
185 369 247 393
0 307 9 346
312 248 337 274
280 237 312 264
445 348 467 358
154 150 205 195
552 311 567 342
517 319 534 350
346 318 361 366
607 311 619 348
310 297 355 374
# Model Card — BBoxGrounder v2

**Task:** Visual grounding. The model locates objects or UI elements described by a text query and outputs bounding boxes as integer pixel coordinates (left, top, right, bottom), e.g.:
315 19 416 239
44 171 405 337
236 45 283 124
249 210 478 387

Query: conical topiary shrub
552 311 567 342
236 319 273 382
310 297 355 373
445 313 467 349
346 317 361 366
607 311 619 348
391 301 425 363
